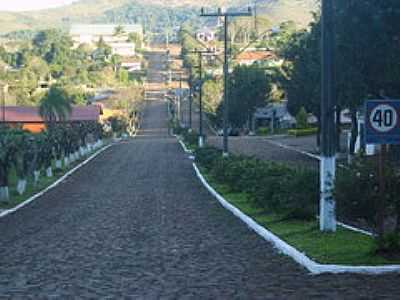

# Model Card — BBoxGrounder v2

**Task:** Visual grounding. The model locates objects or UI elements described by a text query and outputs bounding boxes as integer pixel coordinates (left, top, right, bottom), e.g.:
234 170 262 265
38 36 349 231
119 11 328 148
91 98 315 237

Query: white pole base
56 160 62 170
16 179 27 195
0 186 9 202
320 155 337 232
198 136 204 148
34 170 40 186
46 167 53 178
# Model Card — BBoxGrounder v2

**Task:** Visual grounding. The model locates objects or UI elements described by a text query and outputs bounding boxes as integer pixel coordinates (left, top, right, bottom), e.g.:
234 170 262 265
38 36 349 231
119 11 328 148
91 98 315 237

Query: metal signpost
365 99 400 238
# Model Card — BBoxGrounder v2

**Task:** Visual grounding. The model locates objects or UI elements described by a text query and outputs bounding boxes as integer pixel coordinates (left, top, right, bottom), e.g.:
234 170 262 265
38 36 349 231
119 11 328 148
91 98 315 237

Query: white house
110 43 136 57
196 28 216 42
70 24 143 45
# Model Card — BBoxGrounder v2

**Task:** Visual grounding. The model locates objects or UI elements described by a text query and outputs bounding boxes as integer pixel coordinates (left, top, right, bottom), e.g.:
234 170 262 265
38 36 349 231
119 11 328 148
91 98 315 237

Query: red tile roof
0 105 102 123
235 51 276 62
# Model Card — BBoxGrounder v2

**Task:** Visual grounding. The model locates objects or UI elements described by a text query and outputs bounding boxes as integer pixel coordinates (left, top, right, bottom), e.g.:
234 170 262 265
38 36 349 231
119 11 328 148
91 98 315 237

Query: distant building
196 28 216 42
109 42 136 57
235 51 277 66
70 24 143 56
254 101 296 129
70 24 143 44
0 105 102 133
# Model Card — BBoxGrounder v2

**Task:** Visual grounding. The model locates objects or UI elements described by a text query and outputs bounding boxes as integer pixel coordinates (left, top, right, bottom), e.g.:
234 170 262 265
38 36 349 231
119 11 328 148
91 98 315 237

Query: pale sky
0 0 78 12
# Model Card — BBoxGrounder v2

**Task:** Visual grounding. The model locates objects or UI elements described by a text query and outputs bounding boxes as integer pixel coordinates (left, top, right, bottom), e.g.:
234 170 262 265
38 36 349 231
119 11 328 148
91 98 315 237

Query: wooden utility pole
201 7 252 156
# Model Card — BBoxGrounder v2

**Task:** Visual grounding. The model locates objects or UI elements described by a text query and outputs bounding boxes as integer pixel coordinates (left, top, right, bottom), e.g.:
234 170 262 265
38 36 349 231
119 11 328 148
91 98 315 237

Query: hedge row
195 147 319 220
288 127 318 137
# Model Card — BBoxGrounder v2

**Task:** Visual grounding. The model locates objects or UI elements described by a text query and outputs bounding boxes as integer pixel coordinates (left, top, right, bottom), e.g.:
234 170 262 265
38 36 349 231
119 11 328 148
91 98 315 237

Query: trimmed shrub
288 127 318 137
257 127 269 136
195 147 221 170
195 146 318 220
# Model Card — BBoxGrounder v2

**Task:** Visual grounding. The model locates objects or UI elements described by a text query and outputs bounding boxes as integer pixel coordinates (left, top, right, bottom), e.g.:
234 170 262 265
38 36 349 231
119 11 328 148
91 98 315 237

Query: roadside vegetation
194 146 400 265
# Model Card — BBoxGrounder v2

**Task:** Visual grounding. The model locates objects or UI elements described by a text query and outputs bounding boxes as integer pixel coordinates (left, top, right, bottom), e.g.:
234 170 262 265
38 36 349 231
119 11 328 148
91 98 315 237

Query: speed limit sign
365 100 400 144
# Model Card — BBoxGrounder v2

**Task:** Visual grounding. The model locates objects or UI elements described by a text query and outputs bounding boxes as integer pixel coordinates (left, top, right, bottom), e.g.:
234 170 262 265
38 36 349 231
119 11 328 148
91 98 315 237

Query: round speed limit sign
369 104 398 133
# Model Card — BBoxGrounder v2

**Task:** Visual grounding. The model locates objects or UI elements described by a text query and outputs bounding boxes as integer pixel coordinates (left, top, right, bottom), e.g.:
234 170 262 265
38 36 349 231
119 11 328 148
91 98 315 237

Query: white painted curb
179 139 193 154
0 144 113 219
193 163 400 275
265 139 321 161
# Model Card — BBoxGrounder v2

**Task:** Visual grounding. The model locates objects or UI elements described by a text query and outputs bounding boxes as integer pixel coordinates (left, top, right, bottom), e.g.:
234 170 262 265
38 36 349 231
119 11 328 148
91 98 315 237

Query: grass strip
201 168 399 266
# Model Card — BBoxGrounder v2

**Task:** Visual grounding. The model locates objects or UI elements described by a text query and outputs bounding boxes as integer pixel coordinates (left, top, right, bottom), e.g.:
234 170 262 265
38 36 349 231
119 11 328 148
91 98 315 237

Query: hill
0 0 318 35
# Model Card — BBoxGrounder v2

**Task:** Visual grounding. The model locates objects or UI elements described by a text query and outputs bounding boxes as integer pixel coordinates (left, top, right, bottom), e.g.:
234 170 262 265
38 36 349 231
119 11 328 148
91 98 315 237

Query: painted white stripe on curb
193 163 400 275
265 139 321 160
0 144 113 219
179 140 193 154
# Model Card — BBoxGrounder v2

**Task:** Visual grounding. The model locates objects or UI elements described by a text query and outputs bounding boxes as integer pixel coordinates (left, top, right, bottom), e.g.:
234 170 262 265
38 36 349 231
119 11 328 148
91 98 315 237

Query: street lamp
189 48 214 147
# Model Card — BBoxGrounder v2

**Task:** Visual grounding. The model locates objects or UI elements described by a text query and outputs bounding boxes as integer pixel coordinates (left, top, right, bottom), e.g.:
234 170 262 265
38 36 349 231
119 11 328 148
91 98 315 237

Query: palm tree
39 86 72 123
113 25 125 37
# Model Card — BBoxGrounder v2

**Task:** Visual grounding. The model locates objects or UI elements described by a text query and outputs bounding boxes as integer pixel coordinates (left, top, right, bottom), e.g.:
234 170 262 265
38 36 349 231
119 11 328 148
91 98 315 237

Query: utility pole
179 74 183 125
188 69 193 132
320 0 337 232
254 0 258 36
201 7 252 156
189 85 193 132
189 48 213 147
1 84 6 124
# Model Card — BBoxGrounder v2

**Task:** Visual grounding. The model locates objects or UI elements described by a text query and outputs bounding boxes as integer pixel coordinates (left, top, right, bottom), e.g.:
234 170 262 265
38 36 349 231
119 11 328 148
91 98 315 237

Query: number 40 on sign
365 100 400 145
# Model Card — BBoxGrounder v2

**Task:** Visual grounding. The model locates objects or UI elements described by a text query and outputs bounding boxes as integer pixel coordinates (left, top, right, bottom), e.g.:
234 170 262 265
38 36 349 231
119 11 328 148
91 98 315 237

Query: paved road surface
0 51 399 298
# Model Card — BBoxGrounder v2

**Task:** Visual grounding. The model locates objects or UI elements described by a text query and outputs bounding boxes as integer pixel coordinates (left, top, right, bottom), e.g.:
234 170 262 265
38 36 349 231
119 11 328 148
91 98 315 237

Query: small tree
0 127 15 202
296 107 308 129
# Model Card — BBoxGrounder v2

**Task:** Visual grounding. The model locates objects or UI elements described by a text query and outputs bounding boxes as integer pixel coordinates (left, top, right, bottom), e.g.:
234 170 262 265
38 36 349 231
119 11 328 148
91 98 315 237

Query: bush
195 146 318 220
374 233 400 255
288 128 318 137
257 127 269 136
182 130 198 149
195 147 221 170
335 155 400 234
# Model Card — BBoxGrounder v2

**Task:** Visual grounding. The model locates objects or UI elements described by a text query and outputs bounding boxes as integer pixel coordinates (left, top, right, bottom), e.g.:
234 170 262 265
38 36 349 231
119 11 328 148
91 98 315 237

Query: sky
0 0 78 11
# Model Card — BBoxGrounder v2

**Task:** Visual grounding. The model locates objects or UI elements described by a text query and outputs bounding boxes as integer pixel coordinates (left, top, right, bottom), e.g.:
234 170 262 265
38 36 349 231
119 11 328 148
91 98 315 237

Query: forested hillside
0 0 318 35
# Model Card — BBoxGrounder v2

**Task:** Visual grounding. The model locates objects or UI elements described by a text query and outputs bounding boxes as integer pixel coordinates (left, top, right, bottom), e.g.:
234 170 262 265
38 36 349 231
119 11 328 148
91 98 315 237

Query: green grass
201 169 399 266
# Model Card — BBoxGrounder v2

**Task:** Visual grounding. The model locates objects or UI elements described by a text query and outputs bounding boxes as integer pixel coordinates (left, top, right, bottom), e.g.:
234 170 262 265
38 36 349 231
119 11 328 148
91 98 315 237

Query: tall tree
39 86 72 123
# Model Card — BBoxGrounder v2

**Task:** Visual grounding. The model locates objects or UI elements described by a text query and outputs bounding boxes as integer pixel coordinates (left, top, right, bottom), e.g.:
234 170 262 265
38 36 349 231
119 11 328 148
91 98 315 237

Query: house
0 105 103 133
120 57 142 72
254 101 296 129
196 28 216 42
70 24 143 46
235 51 277 66
110 42 136 57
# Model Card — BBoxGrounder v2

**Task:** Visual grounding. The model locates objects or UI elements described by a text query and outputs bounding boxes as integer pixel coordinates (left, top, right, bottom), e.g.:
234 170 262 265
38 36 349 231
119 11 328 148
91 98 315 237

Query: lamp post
189 48 214 147
201 7 252 156
320 0 337 232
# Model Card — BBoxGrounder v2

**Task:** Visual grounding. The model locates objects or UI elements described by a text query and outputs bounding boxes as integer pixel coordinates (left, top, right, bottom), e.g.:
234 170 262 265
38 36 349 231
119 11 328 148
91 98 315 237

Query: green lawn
202 170 399 266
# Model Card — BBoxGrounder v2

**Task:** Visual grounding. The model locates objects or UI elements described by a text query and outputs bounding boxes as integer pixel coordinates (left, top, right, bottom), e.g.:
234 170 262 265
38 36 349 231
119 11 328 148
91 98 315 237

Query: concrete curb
193 163 400 275
265 139 321 161
178 139 193 154
0 144 113 219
